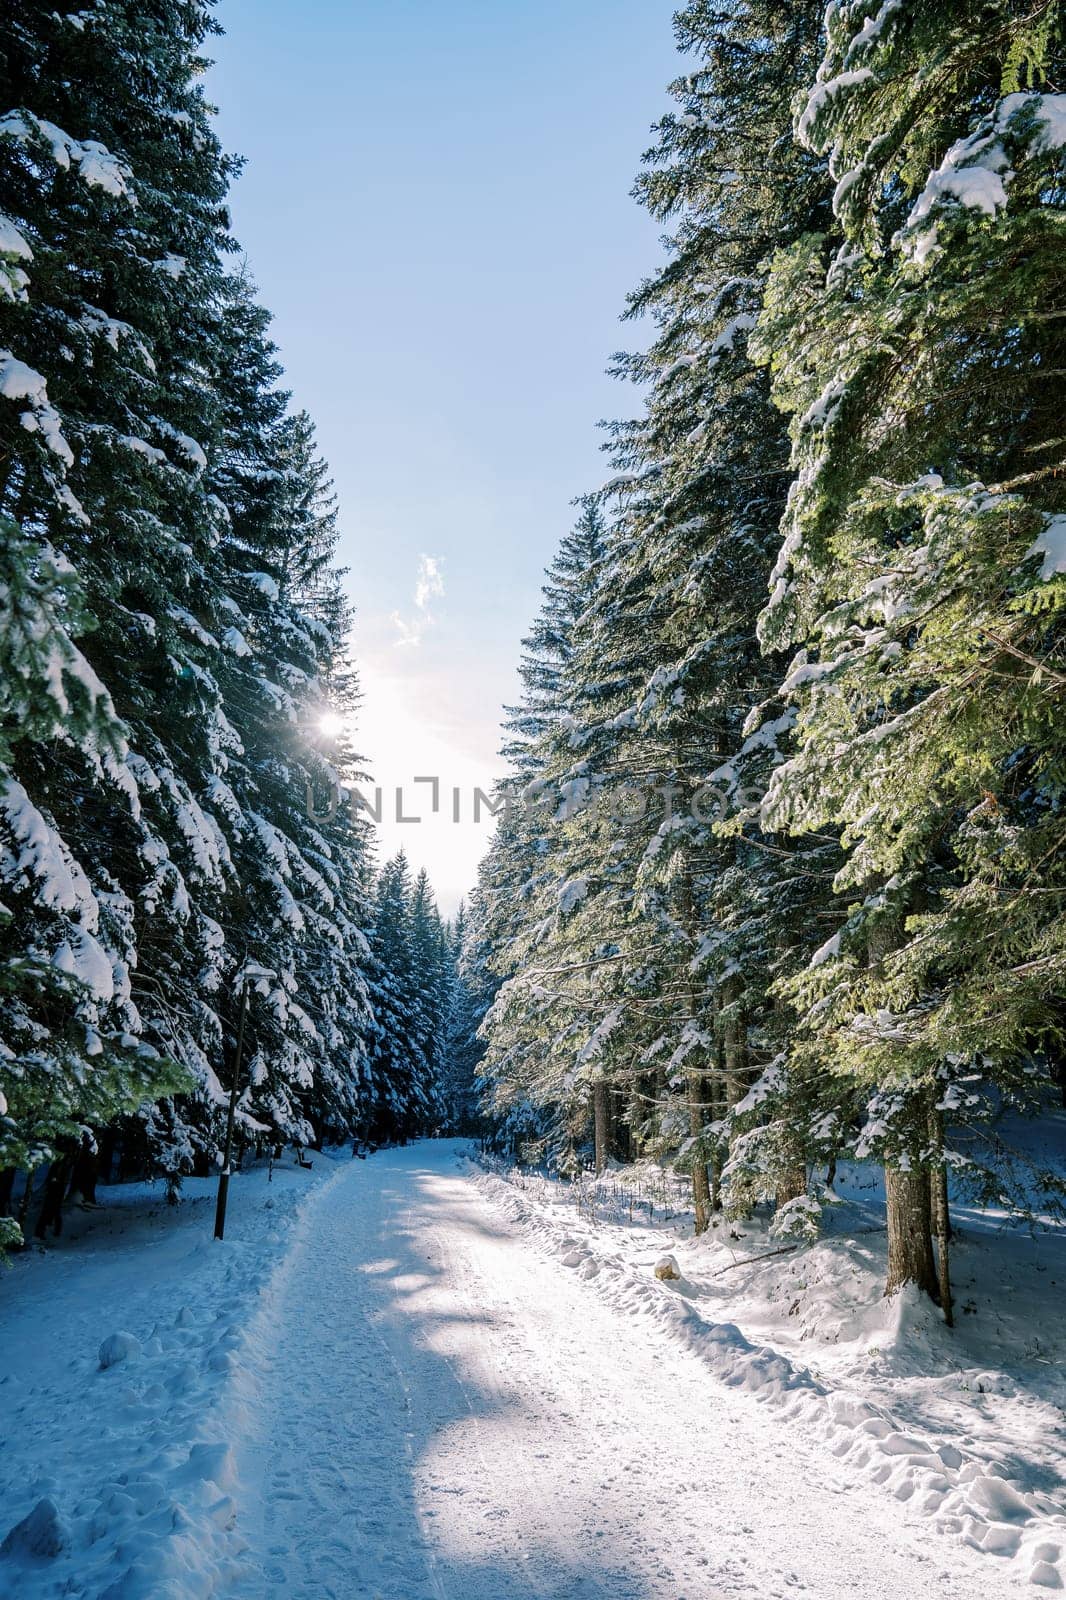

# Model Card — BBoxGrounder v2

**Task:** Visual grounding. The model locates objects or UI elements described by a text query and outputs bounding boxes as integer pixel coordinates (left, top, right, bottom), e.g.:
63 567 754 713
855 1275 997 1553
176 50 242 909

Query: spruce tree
478 0 840 1225
364 854 428 1142
752 0 1066 1298
0 2 380 1209
440 898 495 1136
0 0 233 1189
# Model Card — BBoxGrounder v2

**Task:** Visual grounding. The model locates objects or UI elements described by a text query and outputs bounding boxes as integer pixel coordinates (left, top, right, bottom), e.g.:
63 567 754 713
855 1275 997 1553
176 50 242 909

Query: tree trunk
721 974 748 1108
35 1157 71 1240
928 1107 954 1326
884 1165 938 1298
775 1166 807 1209
592 1079 609 1176
867 913 938 1303
628 1074 643 1162
16 1169 34 1233
688 1070 711 1234
98 1127 118 1185
609 1085 629 1161
709 1063 722 1215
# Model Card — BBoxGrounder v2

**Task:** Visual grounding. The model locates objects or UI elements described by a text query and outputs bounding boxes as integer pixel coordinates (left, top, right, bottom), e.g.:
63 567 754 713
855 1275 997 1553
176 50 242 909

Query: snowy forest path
227 1142 1018 1600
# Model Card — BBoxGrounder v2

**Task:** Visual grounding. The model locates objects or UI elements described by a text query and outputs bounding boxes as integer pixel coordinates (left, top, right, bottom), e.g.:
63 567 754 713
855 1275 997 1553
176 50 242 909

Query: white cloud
414 553 444 612
390 610 424 648
392 553 445 647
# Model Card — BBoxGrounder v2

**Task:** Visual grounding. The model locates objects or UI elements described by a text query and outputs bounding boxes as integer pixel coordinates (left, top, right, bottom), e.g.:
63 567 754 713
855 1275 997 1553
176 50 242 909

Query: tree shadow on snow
231 1146 671 1600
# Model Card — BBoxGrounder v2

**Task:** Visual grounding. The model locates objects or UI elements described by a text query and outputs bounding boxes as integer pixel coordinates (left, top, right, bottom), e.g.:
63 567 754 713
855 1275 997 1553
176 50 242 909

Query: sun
317 710 345 739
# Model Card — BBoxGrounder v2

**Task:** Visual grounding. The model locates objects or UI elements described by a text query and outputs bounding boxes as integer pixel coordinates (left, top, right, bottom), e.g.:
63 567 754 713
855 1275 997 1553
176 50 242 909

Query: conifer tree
477 503 627 1169
364 854 435 1141
440 898 495 1136
0 2 383 1210
752 0 1066 1298
479 0 840 1223
0 0 233 1187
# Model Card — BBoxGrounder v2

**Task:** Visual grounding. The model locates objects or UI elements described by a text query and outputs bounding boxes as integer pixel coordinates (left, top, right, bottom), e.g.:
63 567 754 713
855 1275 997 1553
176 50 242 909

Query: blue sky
209 0 681 911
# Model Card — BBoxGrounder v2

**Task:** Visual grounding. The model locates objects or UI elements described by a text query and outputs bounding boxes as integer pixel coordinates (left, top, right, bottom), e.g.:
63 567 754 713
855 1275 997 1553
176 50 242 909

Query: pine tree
409 866 448 1125
439 899 495 1136
0 510 188 1196
0 1 233 1192
502 498 607 773
477 503 629 1170
478 0 841 1225
751 0 1066 1299
0 3 380 1213
364 854 434 1142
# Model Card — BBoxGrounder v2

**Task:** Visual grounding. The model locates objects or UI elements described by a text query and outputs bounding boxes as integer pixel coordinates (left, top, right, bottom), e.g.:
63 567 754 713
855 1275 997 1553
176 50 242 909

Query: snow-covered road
225 1143 1022 1600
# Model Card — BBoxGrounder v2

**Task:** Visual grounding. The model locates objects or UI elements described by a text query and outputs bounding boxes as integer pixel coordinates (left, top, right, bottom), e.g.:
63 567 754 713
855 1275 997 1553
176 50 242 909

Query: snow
768 1192 823 1241
155 422 208 472
118 432 168 466
0 1152 345 1600
249 812 290 874
237 960 278 990
68 140 136 200
97 1330 142 1369
168 606 218 649
156 770 231 883
575 1007 623 1067
809 928 843 968
902 93 1066 264
80 307 154 368
246 571 279 601
913 163 1010 232
0 261 30 305
709 312 756 358
475 1127 1066 1592
797 68 874 149
0 351 73 466
842 0 902 65
55 482 88 524
658 353 698 383
221 625 252 657
0 113 136 203
555 773 591 815
1028 515 1066 581
709 707 795 793
1032 94 1066 151
0 215 32 259
798 375 846 435
1 1142 1060 1599
0 777 99 924
51 927 116 1004
557 875 589 913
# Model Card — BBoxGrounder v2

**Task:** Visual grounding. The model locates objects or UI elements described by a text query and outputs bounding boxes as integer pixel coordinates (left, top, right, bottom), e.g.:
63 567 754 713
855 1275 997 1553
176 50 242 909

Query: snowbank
470 1149 1066 1588
0 1150 350 1599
